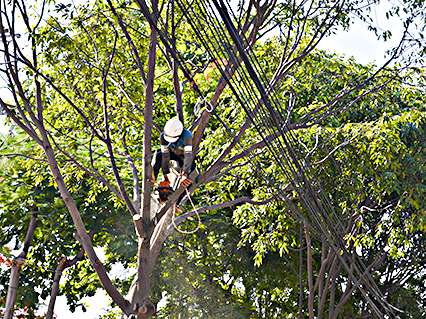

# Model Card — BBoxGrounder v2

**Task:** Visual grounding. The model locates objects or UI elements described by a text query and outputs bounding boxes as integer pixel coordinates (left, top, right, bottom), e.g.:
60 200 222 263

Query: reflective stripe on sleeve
184 145 193 153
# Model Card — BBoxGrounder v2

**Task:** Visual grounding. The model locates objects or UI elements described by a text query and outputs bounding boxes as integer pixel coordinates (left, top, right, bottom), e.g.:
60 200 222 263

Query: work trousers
152 148 196 180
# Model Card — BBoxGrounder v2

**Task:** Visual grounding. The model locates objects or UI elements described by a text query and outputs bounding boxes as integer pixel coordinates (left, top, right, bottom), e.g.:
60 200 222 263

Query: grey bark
298 224 303 319
3 258 26 319
3 212 37 319
304 220 314 319
46 233 91 319
46 258 67 319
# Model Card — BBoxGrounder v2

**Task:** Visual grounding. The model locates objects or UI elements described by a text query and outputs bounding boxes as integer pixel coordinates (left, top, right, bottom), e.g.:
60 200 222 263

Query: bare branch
100 32 143 235
45 130 123 199
304 220 314 319
106 0 147 85
168 192 284 238
307 121 378 166
119 122 141 211
3 212 37 319
0 153 47 161
13 57 107 143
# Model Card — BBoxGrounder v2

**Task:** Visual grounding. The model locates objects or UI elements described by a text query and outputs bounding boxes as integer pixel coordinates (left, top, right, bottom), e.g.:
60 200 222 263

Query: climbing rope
170 167 201 234
204 98 214 113
171 188 201 234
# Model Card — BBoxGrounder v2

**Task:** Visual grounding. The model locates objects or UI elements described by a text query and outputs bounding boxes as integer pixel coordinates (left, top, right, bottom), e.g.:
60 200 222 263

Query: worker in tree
152 118 194 189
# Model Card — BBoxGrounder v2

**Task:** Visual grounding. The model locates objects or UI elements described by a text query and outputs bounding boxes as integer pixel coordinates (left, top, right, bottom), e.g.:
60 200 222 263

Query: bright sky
0 1 406 318
316 2 403 66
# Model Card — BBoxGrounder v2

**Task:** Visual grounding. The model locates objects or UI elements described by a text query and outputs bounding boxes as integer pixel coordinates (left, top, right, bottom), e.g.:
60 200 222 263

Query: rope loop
170 168 201 234
204 99 214 113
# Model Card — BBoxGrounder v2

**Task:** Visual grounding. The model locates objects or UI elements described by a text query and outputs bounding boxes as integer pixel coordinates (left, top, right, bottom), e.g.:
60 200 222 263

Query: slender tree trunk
304 220 314 319
316 248 333 319
3 212 37 319
46 257 67 319
328 265 341 319
318 240 326 315
318 256 337 318
46 237 89 319
298 224 303 319
3 258 25 319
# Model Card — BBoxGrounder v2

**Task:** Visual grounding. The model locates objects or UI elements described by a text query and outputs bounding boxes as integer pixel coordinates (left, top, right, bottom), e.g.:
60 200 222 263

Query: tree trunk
318 240 326 315
3 212 37 319
46 257 67 319
298 224 303 319
126 1 158 317
328 265 341 319
42 145 131 314
304 220 314 319
3 258 25 319
46 237 89 319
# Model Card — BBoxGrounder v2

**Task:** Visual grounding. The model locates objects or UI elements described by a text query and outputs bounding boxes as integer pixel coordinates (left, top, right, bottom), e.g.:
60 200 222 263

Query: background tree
1 0 424 318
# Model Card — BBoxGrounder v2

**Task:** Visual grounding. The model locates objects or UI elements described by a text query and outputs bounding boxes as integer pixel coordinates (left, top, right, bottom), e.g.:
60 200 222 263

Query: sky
316 6 401 66
0 1 406 318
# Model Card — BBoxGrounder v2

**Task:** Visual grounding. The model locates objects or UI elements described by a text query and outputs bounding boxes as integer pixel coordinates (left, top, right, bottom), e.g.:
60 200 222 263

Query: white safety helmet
163 118 183 143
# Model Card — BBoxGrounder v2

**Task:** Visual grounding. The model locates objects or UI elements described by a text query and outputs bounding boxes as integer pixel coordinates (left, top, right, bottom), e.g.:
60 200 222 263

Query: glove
180 174 192 188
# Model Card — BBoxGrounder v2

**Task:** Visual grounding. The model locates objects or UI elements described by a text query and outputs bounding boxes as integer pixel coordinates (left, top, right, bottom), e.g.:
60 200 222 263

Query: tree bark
316 249 333 319
304 220 314 319
3 258 26 319
318 240 326 314
328 265 341 319
298 224 303 319
46 233 91 319
46 257 67 319
126 1 158 317
3 212 37 319
41 140 131 315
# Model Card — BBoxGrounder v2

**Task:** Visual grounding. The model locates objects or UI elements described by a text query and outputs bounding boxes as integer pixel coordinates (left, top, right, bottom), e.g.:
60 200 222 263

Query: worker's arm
182 134 193 175
160 134 171 175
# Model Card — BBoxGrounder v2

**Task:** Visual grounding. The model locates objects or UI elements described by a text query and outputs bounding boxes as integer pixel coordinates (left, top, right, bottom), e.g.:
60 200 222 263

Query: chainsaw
155 180 174 204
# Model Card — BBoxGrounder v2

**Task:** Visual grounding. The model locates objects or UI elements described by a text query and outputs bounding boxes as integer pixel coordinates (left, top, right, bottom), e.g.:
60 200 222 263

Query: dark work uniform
152 128 194 180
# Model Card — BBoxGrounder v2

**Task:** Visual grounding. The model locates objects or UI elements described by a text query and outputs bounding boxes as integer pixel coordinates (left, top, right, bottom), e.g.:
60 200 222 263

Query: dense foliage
1 0 426 318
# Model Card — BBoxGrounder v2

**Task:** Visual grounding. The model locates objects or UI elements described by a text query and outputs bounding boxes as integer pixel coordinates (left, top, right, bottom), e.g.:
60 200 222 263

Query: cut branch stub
13 257 26 267
138 305 147 315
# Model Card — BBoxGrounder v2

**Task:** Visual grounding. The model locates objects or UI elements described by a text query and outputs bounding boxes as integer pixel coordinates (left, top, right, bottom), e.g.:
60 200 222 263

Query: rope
170 167 201 234
204 98 214 113
172 188 201 234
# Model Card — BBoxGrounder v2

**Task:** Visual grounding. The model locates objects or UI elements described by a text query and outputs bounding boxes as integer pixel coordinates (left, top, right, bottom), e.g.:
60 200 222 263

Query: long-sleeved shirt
160 128 193 175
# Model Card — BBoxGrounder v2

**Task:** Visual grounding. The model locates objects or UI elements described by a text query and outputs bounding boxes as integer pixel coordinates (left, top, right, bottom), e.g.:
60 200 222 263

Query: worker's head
164 118 183 143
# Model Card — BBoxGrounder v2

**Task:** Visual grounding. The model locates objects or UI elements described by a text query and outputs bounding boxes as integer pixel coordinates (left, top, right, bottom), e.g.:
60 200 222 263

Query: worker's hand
180 174 192 188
